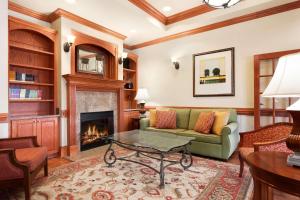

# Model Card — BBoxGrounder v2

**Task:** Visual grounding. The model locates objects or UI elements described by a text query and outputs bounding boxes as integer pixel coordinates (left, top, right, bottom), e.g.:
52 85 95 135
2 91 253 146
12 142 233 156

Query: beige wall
134 9 300 131
0 0 9 138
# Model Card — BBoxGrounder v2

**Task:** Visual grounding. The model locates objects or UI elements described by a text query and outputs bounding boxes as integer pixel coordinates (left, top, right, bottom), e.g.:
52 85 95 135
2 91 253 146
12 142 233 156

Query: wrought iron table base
104 141 193 188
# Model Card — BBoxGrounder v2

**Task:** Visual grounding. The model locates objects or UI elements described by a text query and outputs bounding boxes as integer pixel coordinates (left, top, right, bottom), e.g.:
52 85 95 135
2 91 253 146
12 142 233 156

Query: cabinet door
36 117 59 155
11 119 37 138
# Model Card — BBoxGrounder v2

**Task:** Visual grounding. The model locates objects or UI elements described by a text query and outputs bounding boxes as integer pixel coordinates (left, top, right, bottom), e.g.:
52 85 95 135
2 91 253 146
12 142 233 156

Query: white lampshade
262 53 300 98
135 88 149 103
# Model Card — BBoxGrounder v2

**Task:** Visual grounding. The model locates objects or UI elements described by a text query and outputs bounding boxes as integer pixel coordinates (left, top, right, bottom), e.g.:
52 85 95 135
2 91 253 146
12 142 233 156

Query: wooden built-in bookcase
254 49 300 129
122 52 140 131
8 16 59 157
123 52 138 110
9 16 57 117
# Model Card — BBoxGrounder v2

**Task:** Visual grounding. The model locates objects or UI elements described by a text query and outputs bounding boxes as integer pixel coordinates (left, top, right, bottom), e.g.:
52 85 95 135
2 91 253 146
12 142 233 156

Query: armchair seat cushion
15 147 47 172
239 147 254 159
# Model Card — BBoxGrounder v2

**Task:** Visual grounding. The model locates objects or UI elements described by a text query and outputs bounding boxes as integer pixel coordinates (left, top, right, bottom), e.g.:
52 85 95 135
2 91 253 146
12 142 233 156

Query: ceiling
147 0 204 16
10 0 298 45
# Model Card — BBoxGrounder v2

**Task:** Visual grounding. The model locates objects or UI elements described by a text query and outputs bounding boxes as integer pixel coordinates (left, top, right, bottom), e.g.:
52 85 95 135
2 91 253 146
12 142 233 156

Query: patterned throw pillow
194 112 215 134
156 110 177 129
212 111 230 135
149 109 157 127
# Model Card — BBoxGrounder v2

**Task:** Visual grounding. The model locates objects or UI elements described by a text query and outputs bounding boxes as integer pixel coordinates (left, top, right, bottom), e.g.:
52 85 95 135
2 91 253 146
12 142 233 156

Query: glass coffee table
104 130 195 188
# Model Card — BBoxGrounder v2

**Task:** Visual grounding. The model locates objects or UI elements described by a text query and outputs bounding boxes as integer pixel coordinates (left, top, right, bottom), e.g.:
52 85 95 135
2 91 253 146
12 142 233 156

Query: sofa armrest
140 118 150 130
0 136 39 149
221 122 240 160
221 122 238 135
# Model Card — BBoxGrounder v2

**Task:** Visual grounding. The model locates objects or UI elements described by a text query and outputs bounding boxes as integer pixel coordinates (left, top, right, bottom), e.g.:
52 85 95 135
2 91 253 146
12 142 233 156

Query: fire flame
81 124 108 145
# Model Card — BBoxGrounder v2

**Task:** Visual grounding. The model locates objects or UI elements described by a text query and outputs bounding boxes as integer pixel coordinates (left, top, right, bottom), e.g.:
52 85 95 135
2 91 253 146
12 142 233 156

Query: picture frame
193 47 235 97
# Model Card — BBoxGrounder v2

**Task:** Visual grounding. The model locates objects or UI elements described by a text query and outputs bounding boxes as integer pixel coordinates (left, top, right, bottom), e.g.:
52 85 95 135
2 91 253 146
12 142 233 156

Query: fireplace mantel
63 74 125 156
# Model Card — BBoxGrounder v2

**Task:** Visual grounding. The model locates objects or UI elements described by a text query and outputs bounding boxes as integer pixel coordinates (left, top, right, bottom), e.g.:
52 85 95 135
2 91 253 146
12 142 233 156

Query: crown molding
130 0 300 50
166 4 215 25
49 9 127 40
128 0 215 25
128 0 167 24
8 1 51 22
8 1 127 40
124 44 134 50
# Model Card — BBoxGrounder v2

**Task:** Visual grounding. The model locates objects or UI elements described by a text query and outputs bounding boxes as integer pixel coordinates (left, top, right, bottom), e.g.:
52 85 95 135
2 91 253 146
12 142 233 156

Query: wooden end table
131 116 141 129
246 151 300 200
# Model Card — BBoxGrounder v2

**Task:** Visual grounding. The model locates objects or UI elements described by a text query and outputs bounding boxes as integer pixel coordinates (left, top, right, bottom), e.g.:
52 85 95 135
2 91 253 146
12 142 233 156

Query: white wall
134 9 300 132
0 0 9 138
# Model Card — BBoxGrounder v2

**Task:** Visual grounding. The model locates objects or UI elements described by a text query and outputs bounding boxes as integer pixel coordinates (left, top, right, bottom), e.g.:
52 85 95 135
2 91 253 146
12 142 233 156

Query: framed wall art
193 47 235 97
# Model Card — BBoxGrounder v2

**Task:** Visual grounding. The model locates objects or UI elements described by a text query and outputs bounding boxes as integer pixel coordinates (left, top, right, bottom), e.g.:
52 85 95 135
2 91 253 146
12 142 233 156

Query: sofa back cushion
170 108 191 129
156 110 177 129
194 112 215 134
188 109 237 130
149 108 170 127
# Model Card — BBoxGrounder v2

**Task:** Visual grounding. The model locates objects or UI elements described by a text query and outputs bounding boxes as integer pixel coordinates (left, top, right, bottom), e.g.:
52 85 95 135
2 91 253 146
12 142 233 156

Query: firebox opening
80 111 114 151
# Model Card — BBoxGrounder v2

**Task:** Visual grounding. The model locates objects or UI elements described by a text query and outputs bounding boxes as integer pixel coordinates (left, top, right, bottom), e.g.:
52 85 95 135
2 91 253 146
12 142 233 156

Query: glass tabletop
108 130 195 152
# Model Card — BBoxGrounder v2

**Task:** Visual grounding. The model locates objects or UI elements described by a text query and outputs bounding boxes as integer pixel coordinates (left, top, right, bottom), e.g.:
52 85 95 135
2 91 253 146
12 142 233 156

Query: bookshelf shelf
9 63 54 71
9 80 54 87
124 89 136 91
123 68 136 73
9 99 54 103
10 42 54 55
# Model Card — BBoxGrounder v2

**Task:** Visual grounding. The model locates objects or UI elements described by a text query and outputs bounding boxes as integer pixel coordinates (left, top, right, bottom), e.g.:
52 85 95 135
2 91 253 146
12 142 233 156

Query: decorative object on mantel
203 0 242 9
135 88 150 117
193 47 235 97
64 35 76 52
262 52 300 167
118 52 128 65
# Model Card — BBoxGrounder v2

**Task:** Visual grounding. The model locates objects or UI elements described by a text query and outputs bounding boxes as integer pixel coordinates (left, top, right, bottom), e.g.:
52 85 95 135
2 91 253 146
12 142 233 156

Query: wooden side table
246 152 300 200
131 116 141 130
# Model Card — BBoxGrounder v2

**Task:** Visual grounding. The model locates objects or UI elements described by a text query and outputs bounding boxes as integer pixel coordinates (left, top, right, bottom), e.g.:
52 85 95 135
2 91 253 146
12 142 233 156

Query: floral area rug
5 151 252 200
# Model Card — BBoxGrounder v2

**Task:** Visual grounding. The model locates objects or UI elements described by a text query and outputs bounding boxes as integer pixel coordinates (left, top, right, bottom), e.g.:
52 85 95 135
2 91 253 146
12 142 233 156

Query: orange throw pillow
156 110 176 129
194 112 215 134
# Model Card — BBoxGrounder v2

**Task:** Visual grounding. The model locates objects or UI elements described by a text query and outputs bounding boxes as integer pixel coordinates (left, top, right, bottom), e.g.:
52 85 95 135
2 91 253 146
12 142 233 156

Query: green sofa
140 108 239 160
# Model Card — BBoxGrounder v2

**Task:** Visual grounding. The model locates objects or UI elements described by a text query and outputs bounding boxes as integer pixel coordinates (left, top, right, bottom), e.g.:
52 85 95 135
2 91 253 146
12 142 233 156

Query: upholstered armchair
0 136 48 200
239 122 292 177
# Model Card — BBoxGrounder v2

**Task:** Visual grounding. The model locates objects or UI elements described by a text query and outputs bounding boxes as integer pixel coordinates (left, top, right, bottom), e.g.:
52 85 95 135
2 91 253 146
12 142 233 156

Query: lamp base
287 152 300 167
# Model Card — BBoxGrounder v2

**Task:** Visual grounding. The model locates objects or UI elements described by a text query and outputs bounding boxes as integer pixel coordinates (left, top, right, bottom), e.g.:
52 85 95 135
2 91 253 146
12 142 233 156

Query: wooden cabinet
36 117 59 155
11 116 59 156
11 119 37 138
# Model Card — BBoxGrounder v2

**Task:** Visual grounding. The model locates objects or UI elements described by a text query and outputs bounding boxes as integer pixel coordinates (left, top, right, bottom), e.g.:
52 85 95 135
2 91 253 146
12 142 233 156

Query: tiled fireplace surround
76 91 118 149
63 74 124 156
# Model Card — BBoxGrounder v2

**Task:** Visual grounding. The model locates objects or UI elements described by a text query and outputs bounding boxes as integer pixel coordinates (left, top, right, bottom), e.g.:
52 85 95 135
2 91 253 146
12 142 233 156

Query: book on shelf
14 72 35 82
20 89 26 99
9 71 15 80
9 88 42 100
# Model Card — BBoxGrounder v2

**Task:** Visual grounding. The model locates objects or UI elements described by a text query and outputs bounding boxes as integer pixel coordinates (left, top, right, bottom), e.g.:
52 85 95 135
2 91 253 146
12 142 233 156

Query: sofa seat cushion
145 127 186 133
176 130 222 144
15 147 47 172
239 147 254 159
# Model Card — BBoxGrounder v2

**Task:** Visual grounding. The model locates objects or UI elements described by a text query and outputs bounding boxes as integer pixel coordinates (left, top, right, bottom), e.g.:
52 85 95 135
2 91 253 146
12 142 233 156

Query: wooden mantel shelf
63 74 125 89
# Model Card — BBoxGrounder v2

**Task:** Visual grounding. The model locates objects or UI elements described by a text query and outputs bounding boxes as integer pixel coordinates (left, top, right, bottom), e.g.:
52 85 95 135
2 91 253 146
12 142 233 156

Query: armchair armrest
0 136 39 149
0 149 27 180
140 118 150 130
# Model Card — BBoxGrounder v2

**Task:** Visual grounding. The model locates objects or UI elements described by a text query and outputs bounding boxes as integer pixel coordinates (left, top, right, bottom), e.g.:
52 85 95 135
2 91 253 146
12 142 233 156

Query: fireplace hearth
80 111 114 151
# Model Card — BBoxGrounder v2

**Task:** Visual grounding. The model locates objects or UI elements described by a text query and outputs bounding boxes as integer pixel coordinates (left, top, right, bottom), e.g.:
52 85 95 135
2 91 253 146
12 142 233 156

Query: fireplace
80 111 114 151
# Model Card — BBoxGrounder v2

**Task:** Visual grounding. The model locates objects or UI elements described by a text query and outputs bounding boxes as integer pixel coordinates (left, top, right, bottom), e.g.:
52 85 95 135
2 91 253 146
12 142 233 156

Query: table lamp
262 52 300 166
135 88 150 118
